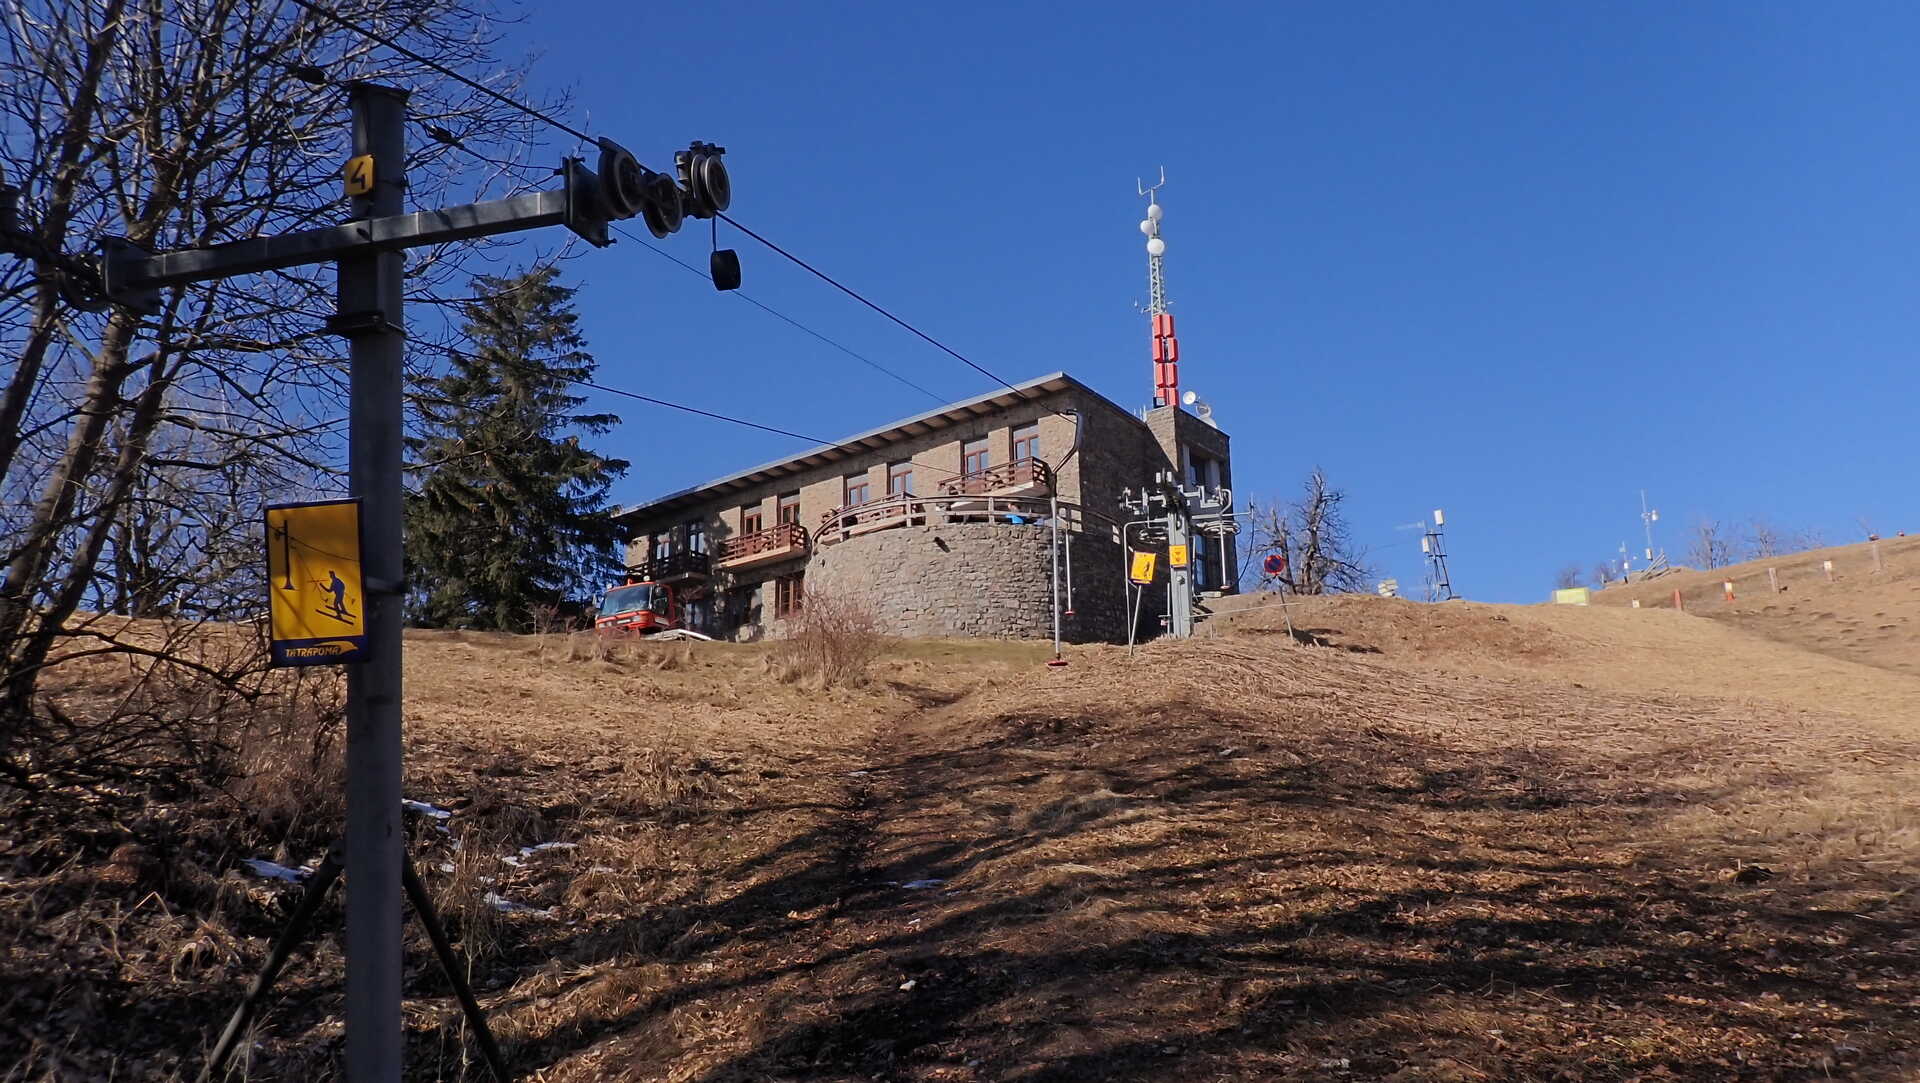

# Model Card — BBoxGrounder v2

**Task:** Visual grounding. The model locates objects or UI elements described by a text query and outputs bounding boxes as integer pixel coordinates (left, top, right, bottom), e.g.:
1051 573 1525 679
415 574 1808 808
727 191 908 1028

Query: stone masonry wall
806 522 1136 643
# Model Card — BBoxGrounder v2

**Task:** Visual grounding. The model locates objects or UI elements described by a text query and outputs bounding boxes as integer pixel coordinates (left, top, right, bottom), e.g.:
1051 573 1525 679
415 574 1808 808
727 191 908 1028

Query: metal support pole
200 847 344 1083
400 856 511 1080
337 81 409 1083
1167 504 1193 638
1049 495 1062 661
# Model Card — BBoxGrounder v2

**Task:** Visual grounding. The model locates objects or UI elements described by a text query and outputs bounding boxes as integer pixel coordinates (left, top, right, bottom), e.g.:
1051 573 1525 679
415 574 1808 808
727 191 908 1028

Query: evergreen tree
405 267 630 630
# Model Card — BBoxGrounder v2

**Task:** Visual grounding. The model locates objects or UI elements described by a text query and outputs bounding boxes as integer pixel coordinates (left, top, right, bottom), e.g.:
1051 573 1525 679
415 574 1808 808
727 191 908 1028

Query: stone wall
806 521 1139 643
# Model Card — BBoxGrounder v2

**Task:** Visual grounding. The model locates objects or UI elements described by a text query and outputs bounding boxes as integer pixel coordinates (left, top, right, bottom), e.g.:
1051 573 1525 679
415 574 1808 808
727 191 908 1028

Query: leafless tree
1589 562 1614 589
1793 525 1828 552
1685 518 1739 570
1553 564 1584 590
0 0 559 785
1242 468 1372 596
1748 517 1783 559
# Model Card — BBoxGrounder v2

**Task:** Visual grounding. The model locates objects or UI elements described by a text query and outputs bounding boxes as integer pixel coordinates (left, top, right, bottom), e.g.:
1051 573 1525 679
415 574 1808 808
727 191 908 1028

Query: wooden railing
935 456 1053 497
627 549 710 581
714 521 809 567
817 492 1110 546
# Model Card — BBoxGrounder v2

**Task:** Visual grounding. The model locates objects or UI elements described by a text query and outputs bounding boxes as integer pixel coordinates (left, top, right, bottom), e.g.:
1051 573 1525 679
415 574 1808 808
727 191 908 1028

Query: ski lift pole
1048 494 1063 664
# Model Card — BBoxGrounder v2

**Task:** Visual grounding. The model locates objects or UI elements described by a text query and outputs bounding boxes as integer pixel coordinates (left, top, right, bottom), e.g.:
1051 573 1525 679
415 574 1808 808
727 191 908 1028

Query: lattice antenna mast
1138 168 1179 408
1421 508 1456 601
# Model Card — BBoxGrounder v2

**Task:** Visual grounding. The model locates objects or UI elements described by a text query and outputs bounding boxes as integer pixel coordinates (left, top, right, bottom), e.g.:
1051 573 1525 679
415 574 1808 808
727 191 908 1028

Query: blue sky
479 1 1917 603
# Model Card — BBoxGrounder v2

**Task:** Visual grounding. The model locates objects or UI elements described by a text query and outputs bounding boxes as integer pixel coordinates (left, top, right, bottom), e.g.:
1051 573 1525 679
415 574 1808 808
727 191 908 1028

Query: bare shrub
225 667 346 853
772 589 885 688
15 618 280 791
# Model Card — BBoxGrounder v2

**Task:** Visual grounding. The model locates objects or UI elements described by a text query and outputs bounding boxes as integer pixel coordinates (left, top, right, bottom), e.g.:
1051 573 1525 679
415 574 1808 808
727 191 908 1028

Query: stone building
609 372 1235 642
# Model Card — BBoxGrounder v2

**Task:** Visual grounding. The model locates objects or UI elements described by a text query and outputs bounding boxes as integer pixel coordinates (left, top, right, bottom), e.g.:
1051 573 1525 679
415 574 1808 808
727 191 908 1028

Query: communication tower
1138 169 1180 408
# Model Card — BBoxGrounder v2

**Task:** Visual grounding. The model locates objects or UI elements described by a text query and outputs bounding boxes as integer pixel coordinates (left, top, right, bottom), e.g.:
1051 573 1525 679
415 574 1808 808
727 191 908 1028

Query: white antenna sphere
1146 237 1166 257
1181 390 1198 406
1146 202 1163 222
1139 220 1153 235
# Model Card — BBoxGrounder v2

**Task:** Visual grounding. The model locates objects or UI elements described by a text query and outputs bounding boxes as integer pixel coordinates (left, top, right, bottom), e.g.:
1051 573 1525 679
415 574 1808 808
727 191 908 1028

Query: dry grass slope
4 595 1918 1080
1591 534 1920 678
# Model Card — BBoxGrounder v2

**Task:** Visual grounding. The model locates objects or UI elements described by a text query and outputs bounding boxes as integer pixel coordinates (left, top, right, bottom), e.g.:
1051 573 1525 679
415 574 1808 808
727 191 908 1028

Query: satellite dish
1146 236 1166 257
1181 390 1197 406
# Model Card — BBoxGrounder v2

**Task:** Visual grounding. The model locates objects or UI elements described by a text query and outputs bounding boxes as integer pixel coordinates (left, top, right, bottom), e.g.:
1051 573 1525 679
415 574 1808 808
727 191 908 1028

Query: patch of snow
241 858 311 883
518 841 577 858
402 799 452 819
898 879 947 890
484 892 551 916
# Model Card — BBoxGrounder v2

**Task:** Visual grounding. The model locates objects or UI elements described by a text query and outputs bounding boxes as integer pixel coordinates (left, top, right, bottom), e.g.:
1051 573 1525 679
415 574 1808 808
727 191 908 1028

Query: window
1011 423 1040 462
775 573 804 617
962 436 990 475
685 596 711 632
777 492 800 525
741 505 763 536
728 584 760 627
887 461 913 496
844 472 871 506
1192 534 1212 591
684 518 707 554
650 532 670 561
1186 447 1220 489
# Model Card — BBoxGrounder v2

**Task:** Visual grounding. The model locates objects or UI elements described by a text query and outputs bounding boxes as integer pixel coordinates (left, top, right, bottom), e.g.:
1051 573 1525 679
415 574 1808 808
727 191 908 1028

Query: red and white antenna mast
1138 168 1178 408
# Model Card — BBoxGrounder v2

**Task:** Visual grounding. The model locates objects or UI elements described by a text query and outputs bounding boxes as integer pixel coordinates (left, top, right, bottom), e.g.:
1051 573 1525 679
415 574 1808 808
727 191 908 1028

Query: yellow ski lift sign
1168 544 1190 568
264 499 368 666
1129 551 1157 584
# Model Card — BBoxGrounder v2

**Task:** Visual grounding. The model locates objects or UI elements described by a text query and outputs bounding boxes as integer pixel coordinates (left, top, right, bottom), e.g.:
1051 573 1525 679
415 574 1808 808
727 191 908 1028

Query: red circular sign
1263 554 1287 575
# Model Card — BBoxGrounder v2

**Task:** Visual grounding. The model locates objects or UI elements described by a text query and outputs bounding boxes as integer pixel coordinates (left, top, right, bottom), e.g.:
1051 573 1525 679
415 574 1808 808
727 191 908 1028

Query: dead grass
1592 533 1920 678
9 604 1920 1080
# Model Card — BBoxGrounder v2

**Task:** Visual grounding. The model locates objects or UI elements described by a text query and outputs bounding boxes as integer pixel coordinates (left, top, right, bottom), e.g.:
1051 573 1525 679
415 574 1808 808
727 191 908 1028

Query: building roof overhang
615 371 1086 522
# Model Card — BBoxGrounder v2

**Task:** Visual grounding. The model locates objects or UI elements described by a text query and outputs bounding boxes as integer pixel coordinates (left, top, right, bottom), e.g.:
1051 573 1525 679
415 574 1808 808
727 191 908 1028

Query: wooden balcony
936 456 1053 502
817 492 1111 546
627 550 710 583
714 521 809 570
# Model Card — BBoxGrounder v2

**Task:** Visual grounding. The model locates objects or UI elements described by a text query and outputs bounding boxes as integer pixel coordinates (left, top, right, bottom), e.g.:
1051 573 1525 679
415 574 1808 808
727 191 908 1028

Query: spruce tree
405 267 630 630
